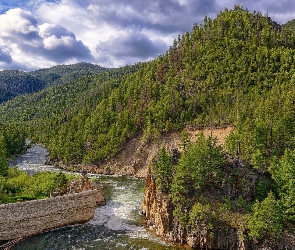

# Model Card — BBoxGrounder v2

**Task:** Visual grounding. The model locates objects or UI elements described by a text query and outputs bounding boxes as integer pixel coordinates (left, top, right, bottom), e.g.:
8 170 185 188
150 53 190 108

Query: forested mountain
0 62 109 103
2 6 295 246
29 62 109 87
0 70 44 103
2 6 295 166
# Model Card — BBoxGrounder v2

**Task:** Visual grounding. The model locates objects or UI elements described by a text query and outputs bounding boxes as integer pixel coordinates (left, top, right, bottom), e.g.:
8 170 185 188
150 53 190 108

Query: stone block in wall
0 189 101 241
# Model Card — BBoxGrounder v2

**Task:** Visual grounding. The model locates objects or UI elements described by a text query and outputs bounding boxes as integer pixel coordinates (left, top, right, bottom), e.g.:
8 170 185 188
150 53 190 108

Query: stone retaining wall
0 189 100 241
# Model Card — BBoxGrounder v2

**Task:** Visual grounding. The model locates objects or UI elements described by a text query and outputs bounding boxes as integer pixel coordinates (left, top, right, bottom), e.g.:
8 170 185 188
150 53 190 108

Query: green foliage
171 133 226 223
4 168 29 195
0 7 294 241
23 172 59 198
189 202 212 224
0 123 26 177
0 168 76 203
0 70 45 103
1 123 27 157
3 7 295 166
54 172 68 194
271 149 295 221
255 180 269 202
173 133 225 192
152 147 173 193
30 62 109 88
0 133 8 176
0 63 109 103
0 7 294 170
248 192 283 240
283 19 295 32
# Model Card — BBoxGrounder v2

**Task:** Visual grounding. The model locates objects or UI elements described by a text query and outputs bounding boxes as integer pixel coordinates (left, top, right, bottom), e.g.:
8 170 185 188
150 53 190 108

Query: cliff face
142 165 294 250
142 170 247 249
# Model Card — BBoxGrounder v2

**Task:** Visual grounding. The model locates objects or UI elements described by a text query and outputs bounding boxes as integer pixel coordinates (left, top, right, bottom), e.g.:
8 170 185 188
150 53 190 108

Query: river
11 145 187 250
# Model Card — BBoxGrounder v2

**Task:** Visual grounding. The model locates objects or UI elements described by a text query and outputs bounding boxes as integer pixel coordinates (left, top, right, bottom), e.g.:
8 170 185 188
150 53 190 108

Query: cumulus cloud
0 7 93 70
96 31 167 64
0 8 39 43
87 0 188 33
38 23 93 62
0 0 295 70
39 23 74 39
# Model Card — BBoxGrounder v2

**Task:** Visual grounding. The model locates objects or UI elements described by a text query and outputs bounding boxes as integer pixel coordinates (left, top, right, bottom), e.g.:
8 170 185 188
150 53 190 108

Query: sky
0 0 294 71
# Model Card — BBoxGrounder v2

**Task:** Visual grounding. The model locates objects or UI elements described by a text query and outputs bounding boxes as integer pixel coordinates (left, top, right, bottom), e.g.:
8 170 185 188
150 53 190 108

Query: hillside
1 6 295 248
0 70 45 103
283 19 295 32
0 62 109 103
1 6 295 166
29 62 110 87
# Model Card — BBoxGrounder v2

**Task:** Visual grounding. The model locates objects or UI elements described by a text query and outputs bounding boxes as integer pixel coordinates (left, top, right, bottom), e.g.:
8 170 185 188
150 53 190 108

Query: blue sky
0 0 294 71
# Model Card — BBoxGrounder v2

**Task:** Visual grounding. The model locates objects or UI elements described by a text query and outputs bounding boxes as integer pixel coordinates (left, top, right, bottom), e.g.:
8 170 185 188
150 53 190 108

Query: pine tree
0 133 8 176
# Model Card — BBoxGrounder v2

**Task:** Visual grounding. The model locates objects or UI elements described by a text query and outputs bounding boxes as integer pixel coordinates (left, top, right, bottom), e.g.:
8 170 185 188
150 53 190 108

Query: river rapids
10 144 186 250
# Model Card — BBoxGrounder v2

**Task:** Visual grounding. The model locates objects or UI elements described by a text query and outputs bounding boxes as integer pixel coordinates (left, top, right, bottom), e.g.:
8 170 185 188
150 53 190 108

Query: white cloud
38 23 74 39
0 0 295 71
0 8 39 42
0 6 93 70
95 31 167 67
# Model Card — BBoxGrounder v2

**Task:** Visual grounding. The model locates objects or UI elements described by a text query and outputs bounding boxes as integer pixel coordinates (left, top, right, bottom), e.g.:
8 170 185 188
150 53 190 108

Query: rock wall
142 173 248 249
0 189 101 241
142 171 295 250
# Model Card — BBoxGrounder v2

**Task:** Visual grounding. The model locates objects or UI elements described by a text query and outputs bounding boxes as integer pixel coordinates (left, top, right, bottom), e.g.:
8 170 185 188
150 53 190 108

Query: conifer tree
0 133 8 176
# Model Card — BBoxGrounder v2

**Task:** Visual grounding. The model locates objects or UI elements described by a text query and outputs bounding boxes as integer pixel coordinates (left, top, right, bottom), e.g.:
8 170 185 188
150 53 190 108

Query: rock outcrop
0 172 106 243
51 171 106 206
142 164 294 249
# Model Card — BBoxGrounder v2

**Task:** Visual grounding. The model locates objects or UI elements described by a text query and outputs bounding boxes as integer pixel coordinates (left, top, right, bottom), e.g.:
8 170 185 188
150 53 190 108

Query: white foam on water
12 145 174 249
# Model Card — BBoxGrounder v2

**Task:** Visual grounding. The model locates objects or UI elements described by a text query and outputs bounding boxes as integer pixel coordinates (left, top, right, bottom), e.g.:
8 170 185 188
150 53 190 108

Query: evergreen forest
0 62 109 103
1 5 295 245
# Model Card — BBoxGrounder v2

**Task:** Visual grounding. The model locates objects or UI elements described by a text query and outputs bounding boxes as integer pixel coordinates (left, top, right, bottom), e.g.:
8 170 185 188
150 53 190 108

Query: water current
11 145 187 250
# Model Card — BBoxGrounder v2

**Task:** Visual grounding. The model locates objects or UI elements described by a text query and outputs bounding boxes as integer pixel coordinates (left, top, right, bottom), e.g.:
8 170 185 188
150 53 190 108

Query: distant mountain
0 70 44 103
0 62 109 103
29 62 110 87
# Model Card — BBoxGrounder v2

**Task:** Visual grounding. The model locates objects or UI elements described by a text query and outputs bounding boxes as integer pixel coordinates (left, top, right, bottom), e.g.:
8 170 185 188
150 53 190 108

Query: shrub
248 192 283 240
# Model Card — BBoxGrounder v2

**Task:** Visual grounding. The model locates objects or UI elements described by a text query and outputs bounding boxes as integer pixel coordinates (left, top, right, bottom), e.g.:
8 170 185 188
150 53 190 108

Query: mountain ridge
0 62 109 103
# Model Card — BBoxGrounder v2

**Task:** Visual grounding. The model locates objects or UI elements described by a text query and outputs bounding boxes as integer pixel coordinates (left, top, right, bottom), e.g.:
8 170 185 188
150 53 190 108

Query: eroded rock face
141 168 294 250
142 171 174 237
141 171 246 249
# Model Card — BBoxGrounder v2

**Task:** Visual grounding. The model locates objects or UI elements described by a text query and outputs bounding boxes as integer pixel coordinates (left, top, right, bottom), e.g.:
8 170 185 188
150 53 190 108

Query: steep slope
283 19 295 32
42 5 295 167
57 126 233 177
